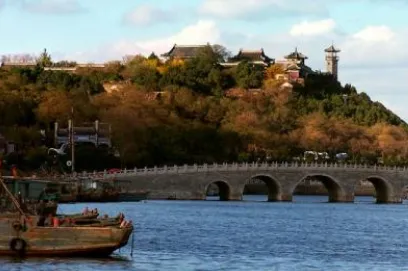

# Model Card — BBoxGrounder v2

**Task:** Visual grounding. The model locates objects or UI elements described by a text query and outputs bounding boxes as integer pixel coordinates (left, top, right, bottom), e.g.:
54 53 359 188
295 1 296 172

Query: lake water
4 195 408 271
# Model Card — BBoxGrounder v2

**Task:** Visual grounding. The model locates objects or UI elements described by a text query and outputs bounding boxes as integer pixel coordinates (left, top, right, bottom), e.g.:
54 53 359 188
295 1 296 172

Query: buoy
10 238 26 255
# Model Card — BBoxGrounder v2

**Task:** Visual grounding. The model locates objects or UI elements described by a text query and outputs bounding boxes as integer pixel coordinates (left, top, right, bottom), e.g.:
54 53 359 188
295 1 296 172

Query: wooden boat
0 177 134 257
0 218 133 256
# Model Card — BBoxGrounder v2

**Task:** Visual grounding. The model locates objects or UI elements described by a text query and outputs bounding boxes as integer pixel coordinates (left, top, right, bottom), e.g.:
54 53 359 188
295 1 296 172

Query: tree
37 48 52 67
211 44 231 62
131 64 161 91
265 64 285 80
234 61 264 89
148 52 159 60
36 91 73 124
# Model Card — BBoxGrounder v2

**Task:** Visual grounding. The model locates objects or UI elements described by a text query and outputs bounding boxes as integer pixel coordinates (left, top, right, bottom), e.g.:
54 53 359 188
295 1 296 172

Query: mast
0 177 26 217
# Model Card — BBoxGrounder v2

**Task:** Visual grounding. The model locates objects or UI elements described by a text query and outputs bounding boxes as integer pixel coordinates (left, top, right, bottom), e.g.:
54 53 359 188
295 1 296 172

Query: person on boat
44 214 53 226
16 191 32 214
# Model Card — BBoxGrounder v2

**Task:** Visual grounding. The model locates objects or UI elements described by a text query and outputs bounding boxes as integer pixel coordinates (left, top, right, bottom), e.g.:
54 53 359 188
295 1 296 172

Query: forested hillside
0 46 406 172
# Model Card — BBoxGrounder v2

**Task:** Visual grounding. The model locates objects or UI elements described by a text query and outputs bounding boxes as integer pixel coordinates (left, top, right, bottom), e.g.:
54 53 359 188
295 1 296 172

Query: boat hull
0 218 133 257
0 244 119 257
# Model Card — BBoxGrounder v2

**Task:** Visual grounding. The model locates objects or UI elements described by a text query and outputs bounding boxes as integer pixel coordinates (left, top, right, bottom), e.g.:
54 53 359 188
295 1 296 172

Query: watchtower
325 44 340 78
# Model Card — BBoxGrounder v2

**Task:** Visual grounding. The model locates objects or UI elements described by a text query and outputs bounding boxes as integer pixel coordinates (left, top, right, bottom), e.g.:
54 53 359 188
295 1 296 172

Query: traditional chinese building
325 44 340 78
161 44 209 61
275 48 315 82
54 121 112 148
222 49 274 67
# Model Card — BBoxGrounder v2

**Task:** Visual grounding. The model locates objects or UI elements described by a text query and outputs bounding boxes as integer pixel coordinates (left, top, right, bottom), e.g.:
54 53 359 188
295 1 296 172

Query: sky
1 0 408 120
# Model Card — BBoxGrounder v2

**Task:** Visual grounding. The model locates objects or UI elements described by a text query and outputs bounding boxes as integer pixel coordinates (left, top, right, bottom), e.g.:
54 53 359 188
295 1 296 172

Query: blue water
3 195 408 271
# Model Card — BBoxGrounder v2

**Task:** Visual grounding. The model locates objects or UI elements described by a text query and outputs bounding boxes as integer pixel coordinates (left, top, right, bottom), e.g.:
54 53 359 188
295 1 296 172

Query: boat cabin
2 177 75 202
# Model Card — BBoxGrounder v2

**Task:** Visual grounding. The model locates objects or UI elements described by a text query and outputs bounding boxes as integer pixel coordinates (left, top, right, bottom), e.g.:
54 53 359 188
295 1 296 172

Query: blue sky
1 0 408 120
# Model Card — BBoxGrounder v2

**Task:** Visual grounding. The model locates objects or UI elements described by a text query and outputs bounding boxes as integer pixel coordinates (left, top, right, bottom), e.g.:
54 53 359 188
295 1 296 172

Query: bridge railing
77 162 408 178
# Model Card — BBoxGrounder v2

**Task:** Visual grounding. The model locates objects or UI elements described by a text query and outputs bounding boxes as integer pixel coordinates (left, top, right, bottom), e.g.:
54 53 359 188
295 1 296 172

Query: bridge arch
292 174 346 202
204 180 231 201
358 176 396 204
242 174 281 201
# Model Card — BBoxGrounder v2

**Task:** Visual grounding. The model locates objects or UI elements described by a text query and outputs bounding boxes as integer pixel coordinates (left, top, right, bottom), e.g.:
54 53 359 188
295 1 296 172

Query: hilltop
0 46 406 172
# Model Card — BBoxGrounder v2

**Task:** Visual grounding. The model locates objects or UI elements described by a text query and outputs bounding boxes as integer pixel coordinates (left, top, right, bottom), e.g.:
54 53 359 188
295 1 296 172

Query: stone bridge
83 162 408 203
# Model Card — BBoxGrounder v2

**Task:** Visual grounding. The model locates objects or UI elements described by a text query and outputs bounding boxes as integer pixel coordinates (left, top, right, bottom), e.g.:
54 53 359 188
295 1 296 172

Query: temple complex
160 43 340 84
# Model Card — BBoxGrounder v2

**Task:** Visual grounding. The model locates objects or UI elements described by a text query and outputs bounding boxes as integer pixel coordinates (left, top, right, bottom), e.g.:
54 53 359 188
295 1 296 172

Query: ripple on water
2 196 408 271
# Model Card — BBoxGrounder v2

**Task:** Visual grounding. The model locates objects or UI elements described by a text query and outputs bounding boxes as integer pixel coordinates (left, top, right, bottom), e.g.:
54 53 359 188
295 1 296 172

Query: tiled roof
284 48 308 60
325 45 340 53
285 63 301 71
161 44 208 59
230 49 274 63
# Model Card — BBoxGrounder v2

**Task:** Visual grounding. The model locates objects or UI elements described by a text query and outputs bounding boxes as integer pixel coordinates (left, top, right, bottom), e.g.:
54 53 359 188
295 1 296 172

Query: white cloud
199 0 271 18
62 20 221 62
290 19 336 36
340 26 408 68
352 25 395 43
123 4 171 26
22 0 84 14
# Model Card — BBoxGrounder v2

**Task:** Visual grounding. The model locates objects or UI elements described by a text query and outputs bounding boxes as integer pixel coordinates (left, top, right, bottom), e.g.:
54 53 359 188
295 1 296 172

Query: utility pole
68 107 75 173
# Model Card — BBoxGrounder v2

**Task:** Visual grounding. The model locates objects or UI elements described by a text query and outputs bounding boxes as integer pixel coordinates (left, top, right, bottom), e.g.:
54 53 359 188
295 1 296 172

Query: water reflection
207 194 380 203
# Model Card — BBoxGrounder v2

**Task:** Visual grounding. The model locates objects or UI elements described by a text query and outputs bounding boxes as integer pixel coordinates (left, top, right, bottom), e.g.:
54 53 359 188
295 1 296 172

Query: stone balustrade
78 161 408 179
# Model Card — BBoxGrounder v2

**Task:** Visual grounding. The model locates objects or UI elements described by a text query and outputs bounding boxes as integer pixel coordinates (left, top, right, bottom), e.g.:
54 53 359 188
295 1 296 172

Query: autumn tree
36 91 73 124
265 63 285 80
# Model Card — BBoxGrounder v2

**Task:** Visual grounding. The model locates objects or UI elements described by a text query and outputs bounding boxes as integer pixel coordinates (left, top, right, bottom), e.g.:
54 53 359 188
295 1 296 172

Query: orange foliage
167 59 184 67
369 123 408 157
265 64 285 80
36 91 73 123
